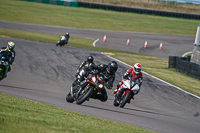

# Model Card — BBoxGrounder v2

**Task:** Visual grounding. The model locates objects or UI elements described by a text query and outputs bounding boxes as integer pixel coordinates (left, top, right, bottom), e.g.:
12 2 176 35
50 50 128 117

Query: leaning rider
0 41 16 73
113 63 143 100
84 61 118 102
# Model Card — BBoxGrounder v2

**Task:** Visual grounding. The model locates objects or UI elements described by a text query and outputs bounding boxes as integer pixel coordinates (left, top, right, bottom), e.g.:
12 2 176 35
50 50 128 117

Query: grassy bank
0 0 199 35
0 93 154 133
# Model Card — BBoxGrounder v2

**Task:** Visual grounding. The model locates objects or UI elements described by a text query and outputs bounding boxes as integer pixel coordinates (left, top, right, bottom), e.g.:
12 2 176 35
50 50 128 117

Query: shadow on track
80 103 174 119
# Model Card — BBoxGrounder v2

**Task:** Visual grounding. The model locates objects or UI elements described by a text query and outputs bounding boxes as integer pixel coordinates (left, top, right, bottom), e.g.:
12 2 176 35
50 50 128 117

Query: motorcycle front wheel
76 87 94 105
120 91 131 108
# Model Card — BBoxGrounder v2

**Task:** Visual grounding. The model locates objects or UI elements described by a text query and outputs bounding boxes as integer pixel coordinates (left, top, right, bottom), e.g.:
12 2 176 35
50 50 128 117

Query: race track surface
0 21 200 133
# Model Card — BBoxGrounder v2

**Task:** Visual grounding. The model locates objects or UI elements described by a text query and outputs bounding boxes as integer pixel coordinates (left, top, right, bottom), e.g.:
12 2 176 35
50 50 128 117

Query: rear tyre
120 92 131 108
66 92 75 103
113 99 119 107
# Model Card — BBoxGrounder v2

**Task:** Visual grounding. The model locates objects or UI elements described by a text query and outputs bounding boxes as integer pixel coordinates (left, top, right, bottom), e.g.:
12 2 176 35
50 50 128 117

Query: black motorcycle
66 72 105 105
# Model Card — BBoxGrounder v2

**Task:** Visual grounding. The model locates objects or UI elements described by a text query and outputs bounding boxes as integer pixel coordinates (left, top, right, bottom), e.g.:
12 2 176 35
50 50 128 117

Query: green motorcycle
0 54 10 81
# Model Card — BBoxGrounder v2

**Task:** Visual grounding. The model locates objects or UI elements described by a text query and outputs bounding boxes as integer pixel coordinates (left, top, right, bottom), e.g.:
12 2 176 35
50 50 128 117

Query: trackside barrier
168 56 200 80
25 0 78 7
23 1 200 19
78 2 200 20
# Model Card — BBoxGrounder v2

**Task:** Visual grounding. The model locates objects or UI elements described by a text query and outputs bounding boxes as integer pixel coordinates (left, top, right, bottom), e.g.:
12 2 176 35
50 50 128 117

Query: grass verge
0 0 199 35
0 93 154 133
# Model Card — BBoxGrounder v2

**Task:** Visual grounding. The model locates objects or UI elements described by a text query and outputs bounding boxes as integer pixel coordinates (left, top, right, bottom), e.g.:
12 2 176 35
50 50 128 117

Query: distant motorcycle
66 70 105 105
0 54 10 81
113 77 140 108
56 36 68 47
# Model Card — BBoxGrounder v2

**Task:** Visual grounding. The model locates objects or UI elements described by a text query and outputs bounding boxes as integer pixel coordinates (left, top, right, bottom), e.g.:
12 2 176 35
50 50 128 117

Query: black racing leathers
90 64 116 102
0 47 15 72
0 47 15 65
94 64 115 90
76 61 97 82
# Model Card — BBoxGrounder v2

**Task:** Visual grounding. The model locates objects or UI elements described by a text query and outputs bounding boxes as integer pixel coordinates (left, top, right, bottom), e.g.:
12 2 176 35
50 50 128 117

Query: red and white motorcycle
113 77 140 108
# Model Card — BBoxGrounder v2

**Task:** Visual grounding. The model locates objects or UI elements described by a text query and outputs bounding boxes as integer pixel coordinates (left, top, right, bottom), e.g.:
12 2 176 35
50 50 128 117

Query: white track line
182 51 192 57
93 39 99 47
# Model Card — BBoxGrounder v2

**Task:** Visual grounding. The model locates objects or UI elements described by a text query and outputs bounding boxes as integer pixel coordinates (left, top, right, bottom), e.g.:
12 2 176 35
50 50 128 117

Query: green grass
0 0 199 35
0 93 154 133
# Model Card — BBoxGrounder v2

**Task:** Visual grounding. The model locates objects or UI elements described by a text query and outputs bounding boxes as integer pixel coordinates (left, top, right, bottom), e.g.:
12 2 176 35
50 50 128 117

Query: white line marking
182 51 192 57
93 39 99 47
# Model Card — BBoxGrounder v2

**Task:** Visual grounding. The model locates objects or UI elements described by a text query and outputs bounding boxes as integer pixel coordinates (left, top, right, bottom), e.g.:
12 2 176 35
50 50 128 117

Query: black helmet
107 61 118 73
87 55 94 63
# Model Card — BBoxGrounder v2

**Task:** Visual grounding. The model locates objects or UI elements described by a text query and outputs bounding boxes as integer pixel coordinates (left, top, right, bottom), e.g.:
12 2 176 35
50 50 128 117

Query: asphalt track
0 21 200 133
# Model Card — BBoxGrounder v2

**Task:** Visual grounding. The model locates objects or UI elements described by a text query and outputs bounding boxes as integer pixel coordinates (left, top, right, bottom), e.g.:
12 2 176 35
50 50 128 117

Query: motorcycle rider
57 32 70 46
113 63 143 101
64 32 70 43
0 41 16 74
88 61 118 102
75 55 96 84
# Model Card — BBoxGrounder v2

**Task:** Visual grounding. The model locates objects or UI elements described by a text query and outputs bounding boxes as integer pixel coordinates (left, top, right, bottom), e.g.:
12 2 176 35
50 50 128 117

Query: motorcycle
66 70 105 105
0 54 10 81
56 36 68 47
113 77 140 108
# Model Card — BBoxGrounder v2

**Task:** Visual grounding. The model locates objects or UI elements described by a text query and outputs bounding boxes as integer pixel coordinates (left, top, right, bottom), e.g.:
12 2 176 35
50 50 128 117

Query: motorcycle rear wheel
0 70 5 81
66 92 75 103
120 92 131 108
113 99 120 107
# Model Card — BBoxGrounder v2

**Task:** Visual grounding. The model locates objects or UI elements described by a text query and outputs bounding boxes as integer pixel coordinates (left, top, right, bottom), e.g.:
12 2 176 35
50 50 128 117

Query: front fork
74 81 89 99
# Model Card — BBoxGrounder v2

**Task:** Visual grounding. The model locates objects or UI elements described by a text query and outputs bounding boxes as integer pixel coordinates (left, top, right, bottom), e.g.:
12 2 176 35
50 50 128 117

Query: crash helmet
7 41 15 50
107 61 118 73
133 63 142 74
87 55 94 63
65 32 69 35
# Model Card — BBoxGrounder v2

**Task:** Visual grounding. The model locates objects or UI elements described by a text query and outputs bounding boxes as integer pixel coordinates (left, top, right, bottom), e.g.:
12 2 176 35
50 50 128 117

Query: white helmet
133 63 142 74
7 41 15 50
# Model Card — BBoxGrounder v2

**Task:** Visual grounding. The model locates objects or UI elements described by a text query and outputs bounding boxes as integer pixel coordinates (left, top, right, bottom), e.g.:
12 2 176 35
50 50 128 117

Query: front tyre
76 87 94 105
119 92 131 108
66 92 75 103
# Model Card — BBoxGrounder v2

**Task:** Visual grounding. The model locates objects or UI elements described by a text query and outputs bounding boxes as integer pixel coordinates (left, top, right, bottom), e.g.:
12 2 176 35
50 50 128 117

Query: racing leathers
89 64 116 102
75 60 97 83
0 47 15 72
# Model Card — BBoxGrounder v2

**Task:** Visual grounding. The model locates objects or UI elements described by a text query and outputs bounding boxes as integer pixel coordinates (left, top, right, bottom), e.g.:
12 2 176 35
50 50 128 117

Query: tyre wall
23 0 200 19
169 56 200 80
78 2 200 20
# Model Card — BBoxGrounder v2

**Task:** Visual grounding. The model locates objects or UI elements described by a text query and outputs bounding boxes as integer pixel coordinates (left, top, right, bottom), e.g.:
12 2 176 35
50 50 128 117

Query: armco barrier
23 1 200 19
78 2 200 20
169 56 200 80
